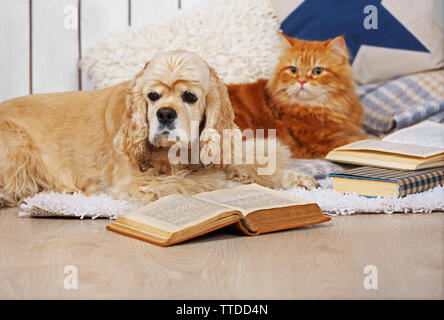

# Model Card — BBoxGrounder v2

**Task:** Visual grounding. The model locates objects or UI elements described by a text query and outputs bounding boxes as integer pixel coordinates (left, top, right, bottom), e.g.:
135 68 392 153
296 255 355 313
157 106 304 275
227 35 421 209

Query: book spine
398 171 444 197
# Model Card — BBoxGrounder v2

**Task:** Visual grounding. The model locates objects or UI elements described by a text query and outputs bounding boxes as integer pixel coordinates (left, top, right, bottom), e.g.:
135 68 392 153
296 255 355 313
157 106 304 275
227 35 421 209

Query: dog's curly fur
0 51 317 207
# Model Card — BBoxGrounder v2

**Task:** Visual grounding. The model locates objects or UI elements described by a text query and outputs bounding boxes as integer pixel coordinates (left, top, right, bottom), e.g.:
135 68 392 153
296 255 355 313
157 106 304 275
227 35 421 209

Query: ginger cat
228 33 367 158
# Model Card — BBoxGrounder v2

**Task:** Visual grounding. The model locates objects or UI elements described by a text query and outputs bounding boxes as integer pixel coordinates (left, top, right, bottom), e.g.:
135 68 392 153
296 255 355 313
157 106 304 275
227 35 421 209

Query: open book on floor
325 121 444 170
106 184 330 246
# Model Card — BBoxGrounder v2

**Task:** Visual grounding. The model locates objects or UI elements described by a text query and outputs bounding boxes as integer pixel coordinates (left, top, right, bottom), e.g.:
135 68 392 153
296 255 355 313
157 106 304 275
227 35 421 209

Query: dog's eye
182 91 198 104
147 92 161 101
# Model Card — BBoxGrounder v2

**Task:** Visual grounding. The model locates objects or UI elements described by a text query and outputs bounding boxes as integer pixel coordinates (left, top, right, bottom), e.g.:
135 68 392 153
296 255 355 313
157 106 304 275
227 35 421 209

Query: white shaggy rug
18 179 444 219
283 179 444 215
81 0 281 89
19 192 138 219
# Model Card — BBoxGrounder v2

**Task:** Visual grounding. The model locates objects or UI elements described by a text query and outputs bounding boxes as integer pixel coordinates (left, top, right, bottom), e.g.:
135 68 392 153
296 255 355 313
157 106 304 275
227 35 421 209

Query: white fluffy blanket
284 179 444 215
81 0 282 89
18 179 444 219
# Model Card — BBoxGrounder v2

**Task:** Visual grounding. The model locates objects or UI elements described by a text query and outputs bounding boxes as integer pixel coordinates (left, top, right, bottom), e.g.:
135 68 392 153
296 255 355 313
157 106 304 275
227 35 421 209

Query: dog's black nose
156 107 177 125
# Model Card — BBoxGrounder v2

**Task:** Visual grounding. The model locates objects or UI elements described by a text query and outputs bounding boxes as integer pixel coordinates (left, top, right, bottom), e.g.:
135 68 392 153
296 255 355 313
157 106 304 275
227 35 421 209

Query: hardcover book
106 184 330 246
325 121 444 170
329 166 444 197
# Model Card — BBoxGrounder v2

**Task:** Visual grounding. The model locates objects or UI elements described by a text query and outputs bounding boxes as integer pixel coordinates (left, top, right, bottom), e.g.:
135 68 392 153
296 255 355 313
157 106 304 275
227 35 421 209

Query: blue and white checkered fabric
289 159 349 180
357 69 444 134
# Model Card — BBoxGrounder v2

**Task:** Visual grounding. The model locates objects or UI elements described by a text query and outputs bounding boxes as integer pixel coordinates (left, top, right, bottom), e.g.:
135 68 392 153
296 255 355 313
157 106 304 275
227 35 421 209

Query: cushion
81 0 282 89
357 69 444 134
271 0 444 84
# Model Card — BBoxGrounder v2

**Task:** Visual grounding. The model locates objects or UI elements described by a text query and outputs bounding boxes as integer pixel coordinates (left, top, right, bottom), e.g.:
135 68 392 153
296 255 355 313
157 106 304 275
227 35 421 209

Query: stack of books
325 121 444 197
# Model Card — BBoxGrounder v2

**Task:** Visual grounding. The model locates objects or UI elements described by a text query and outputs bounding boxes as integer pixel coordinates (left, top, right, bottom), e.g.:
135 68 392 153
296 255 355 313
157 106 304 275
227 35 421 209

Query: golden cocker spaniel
0 50 316 207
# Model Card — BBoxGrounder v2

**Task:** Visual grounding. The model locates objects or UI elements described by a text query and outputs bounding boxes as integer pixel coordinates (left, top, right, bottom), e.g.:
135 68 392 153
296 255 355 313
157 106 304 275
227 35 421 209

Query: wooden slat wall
80 0 129 90
0 0 201 101
32 0 80 94
0 0 30 101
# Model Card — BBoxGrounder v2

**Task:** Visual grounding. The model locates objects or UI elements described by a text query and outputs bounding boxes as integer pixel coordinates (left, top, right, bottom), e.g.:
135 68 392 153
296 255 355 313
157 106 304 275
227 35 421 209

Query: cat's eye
182 91 198 104
290 66 297 74
312 67 323 75
147 92 161 101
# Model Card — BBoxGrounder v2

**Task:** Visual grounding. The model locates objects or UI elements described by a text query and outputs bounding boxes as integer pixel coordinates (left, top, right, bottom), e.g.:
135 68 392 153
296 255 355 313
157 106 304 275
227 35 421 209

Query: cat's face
268 34 353 106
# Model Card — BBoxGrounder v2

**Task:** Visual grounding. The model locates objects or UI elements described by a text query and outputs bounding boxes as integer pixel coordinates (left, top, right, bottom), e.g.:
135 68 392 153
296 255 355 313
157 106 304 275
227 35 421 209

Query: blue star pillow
271 0 444 84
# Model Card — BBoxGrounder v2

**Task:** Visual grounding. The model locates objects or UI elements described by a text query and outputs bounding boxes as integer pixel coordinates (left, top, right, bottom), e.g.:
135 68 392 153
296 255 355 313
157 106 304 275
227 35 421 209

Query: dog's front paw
280 170 319 190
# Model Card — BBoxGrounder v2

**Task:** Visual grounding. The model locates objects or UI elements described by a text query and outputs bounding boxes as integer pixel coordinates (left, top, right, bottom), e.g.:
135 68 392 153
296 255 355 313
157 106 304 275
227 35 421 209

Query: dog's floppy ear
199 66 236 165
203 66 236 133
114 61 153 171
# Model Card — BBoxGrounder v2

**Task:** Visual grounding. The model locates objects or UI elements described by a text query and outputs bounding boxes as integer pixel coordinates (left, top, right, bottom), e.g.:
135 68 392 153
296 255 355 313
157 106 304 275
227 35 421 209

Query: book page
195 184 312 216
382 121 444 149
123 194 233 231
334 139 444 158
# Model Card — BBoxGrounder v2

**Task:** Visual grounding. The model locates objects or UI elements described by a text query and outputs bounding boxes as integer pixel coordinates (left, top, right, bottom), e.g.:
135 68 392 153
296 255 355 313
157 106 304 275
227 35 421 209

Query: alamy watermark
64 265 78 290
363 265 378 290
165 121 278 175
363 5 378 30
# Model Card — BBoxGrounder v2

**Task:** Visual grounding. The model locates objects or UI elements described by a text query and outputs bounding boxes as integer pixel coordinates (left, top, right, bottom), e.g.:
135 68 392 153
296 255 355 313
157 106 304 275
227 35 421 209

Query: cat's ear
277 31 294 49
327 35 349 61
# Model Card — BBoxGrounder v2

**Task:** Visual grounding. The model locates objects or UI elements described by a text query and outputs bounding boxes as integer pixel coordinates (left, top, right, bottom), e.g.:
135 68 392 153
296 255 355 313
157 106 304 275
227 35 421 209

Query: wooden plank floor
0 207 442 299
